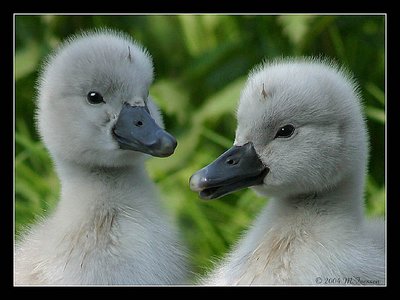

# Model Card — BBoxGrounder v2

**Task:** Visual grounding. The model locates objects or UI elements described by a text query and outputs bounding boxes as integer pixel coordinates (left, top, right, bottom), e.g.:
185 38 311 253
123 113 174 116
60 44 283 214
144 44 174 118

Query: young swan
15 29 188 285
190 58 385 285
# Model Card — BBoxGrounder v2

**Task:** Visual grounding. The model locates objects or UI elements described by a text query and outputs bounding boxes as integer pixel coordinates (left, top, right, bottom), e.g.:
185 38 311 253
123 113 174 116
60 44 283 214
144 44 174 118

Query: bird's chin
252 183 312 199
112 149 147 165
251 185 270 197
251 184 287 198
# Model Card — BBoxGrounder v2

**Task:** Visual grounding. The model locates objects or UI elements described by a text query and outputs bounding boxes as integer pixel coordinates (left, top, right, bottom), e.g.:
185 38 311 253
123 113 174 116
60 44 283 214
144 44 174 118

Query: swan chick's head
190 58 368 199
36 29 177 168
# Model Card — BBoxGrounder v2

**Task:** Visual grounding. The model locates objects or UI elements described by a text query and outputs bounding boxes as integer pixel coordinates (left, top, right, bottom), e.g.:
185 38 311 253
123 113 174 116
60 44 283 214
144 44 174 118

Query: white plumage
15 29 188 285
191 58 385 286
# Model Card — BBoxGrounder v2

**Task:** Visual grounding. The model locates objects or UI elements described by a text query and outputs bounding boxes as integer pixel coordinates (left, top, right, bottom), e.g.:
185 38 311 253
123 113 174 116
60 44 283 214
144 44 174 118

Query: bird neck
53 158 159 217
269 167 366 226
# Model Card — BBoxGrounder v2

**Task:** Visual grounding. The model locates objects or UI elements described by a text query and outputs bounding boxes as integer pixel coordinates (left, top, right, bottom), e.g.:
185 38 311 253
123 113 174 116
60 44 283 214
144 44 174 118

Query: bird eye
87 91 105 104
275 124 295 138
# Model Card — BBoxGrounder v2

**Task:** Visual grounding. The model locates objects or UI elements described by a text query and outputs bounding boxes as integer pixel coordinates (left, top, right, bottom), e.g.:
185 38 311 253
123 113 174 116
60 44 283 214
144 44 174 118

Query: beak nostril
226 158 237 165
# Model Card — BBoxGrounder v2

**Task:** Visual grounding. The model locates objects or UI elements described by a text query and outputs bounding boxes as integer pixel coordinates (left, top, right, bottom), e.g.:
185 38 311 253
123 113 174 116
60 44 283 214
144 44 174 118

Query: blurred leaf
150 79 189 125
366 82 385 106
15 40 41 80
178 15 218 56
366 176 385 217
201 127 233 149
366 106 385 124
297 16 336 53
194 76 246 124
328 24 346 62
183 38 243 83
278 15 316 47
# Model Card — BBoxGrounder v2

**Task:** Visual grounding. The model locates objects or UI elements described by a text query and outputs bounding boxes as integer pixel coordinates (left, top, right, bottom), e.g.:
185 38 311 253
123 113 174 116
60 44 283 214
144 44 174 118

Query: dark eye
275 124 295 138
87 91 104 104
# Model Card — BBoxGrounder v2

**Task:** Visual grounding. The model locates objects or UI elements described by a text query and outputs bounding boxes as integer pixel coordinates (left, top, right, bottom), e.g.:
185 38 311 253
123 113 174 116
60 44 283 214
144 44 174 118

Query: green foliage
15 15 385 278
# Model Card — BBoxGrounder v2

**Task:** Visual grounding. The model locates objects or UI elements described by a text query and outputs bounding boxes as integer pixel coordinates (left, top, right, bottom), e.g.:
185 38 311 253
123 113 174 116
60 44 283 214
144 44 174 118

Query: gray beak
189 142 268 200
113 103 177 157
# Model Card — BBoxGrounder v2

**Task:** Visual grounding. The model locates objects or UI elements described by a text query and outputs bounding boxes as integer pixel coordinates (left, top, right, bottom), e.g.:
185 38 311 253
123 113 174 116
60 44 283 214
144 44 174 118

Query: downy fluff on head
36 29 164 168
235 57 368 199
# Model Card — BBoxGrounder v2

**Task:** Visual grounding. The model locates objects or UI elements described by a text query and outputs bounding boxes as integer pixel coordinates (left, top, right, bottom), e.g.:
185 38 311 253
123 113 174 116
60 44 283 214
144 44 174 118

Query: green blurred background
15 15 385 280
